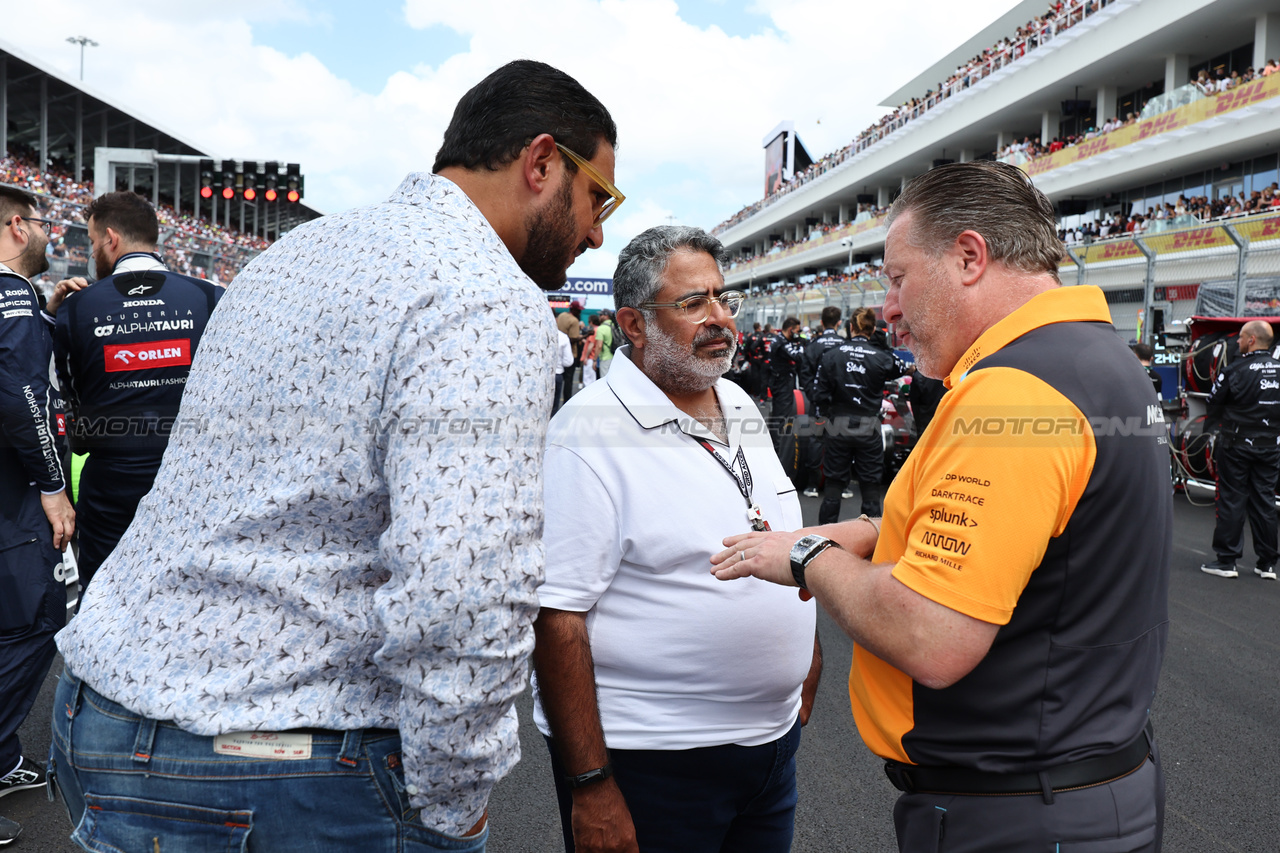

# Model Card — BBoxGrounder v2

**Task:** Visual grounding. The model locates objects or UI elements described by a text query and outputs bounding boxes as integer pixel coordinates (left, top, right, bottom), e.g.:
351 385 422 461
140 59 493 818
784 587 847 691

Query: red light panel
200 187 213 199
221 187 234 200
264 188 278 202
243 188 257 201
287 190 300 203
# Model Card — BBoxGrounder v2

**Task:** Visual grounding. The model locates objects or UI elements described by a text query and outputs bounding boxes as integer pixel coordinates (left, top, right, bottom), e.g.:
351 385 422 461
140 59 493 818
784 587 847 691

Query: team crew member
744 322 769 399
799 306 844 400
766 318 804 452
812 307 911 523
1201 320 1280 580
907 373 946 439
0 187 74 845
713 162 1170 853
799 307 845 497
48 191 222 588
1132 342 1163 396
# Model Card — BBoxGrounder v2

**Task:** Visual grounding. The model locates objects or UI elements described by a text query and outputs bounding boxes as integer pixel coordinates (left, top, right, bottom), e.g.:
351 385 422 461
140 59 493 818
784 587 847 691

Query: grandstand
715 0 1280 341
0 36 321 286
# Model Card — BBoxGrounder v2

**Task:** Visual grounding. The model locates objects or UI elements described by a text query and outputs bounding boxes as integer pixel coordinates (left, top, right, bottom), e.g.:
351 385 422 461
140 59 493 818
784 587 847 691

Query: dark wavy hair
433 60 617 174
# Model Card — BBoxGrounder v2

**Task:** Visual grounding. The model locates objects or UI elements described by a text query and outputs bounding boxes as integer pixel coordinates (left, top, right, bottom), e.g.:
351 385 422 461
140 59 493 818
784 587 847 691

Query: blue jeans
547 718 802 853
50 669 487 852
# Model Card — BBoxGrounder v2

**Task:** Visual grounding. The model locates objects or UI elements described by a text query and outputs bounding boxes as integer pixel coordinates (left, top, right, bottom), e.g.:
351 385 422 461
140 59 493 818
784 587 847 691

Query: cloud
7 0 1022 267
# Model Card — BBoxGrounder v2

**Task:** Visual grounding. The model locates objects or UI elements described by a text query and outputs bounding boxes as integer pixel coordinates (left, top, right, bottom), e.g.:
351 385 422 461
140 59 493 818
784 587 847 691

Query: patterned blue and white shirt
57 173 556 836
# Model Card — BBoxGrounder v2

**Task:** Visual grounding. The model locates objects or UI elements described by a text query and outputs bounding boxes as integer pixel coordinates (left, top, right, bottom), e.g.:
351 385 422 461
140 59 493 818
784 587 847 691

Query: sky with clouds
13 0 1023 277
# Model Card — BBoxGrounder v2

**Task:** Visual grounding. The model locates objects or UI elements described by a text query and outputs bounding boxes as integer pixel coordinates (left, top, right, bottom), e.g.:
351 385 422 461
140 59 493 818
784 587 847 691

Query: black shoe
0 815 18 845
1200 561 1239 578
0 758 45 799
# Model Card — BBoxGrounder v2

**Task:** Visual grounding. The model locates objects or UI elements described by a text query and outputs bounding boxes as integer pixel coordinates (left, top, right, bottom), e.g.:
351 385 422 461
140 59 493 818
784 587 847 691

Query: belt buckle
883 761 916 793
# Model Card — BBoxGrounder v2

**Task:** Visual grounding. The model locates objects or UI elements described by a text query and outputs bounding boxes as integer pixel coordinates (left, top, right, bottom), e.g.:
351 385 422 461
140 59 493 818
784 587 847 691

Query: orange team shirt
850 286 1110 763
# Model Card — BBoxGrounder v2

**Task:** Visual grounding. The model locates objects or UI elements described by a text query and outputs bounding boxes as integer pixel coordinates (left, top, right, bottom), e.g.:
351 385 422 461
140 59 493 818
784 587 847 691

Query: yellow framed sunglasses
556 143 625 227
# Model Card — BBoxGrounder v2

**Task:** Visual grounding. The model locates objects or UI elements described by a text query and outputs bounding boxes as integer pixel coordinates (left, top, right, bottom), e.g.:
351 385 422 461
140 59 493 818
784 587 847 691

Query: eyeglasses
20 217 53 234
639 292 746 324
556 143 625 227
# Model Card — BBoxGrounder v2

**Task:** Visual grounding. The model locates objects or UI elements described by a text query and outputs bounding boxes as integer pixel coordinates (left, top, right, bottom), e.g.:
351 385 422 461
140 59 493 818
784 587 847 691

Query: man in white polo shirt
533 226 821 853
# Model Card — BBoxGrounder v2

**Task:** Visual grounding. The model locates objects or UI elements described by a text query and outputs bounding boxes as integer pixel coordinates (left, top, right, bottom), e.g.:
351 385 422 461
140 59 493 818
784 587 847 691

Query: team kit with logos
53 261 222 587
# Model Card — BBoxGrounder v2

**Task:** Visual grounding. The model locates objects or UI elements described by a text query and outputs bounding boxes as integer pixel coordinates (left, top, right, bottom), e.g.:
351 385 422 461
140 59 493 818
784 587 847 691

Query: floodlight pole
66 36 99 81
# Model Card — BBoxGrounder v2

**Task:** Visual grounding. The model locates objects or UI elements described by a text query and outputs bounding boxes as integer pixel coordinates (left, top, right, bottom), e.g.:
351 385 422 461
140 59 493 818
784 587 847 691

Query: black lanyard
694 439 771 531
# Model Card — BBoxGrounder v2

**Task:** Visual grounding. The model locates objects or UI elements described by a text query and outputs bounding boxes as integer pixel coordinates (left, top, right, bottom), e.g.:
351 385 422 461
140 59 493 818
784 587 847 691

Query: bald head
1239 321 1275 353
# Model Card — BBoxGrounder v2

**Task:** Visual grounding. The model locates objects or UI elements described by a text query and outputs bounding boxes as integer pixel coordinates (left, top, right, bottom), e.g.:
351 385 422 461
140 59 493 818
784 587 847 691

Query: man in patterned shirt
51 60 619 852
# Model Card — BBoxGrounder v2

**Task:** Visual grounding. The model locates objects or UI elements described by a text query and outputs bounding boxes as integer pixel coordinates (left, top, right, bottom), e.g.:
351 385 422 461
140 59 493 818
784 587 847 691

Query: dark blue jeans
546 718 802 853
49 669 487 852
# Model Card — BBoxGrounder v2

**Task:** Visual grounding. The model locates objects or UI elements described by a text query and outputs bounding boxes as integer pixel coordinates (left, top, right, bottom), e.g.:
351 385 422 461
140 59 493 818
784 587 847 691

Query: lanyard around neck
693 438 770 531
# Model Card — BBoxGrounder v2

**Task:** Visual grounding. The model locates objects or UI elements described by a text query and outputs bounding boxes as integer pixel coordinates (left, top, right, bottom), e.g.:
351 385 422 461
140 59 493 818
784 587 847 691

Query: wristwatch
789 534 840 590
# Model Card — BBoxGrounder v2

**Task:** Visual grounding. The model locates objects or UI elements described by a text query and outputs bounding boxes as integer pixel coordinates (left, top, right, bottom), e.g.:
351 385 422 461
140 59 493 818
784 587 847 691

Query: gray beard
642 320 736 396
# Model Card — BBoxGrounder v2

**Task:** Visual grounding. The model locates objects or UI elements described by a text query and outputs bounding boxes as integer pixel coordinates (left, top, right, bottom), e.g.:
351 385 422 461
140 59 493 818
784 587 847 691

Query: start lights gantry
199 159 304 204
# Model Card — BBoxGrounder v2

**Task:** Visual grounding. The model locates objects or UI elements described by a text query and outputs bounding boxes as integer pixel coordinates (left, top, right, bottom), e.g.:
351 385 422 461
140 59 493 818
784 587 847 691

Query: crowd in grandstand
1000 62 1280 165
1 145 270 284
728 205 888 268
713 0 1117 234
1060 187 1280 244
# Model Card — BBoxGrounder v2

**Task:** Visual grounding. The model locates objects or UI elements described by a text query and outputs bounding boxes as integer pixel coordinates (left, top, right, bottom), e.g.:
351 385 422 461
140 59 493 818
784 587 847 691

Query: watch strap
565 762 614 790
790 534 838 590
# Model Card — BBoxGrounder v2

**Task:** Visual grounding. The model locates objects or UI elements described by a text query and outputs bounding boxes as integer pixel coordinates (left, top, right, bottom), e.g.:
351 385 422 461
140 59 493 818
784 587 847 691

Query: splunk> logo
919 531 971 555
928 507 978 528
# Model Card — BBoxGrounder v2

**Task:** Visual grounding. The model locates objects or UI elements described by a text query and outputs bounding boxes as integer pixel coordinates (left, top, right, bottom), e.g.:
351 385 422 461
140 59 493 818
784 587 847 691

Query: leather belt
883 724 1152 797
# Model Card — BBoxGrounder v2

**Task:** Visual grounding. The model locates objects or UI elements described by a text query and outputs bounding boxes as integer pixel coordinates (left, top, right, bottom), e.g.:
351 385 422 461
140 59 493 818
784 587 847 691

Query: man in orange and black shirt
712 161 1170 853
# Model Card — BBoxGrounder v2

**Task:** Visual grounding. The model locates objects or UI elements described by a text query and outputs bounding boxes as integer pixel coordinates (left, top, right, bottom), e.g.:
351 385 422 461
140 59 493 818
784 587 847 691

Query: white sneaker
802 488 819 498
1255 566 1277 580
841 488 854 500
1200 562 1239 578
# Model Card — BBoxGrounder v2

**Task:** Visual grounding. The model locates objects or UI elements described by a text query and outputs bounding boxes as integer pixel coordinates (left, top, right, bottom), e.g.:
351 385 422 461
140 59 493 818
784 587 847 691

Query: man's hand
571 781 639 853
45 276 89 316
710 529 802 587
40 490 75 552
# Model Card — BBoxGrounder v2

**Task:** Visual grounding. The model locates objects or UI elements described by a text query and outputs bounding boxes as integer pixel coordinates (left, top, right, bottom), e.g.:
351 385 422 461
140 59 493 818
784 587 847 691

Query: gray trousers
893 745 1163 852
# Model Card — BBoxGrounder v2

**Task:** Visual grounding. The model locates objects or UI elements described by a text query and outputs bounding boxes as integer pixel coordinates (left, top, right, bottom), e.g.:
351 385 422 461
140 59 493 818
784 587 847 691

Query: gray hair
886 160 1064 280
613 226 729 313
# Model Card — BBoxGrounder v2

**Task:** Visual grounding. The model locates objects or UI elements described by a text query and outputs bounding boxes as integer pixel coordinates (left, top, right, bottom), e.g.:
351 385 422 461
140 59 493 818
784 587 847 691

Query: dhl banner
733 213 888 272
1027 73 1280 178
1071 211 1280 265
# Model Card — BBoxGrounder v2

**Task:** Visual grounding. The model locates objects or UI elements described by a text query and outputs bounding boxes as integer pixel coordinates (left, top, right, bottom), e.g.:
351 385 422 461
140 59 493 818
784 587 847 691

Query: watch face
792 534 826 562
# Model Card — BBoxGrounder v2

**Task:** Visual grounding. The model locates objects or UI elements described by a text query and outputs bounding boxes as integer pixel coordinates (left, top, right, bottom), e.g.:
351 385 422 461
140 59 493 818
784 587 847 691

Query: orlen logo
104 338 192 372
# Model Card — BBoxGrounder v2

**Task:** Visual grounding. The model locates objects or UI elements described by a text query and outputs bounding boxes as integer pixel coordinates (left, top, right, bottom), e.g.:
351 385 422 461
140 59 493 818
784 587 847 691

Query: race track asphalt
6 491 1277 851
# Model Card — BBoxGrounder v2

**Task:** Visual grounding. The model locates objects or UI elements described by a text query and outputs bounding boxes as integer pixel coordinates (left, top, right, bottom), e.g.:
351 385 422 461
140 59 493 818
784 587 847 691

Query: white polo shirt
533 347 815 750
